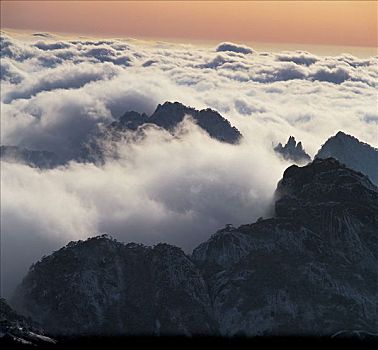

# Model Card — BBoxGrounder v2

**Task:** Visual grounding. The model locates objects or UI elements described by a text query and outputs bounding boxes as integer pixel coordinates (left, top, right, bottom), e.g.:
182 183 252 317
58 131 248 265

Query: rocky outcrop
11 236 216 336
0 298 55 346
109 101 242 144
315 131 378 186
2 102 242 168
274 136 311 164
11 158 378 337
81 102 242 163
192 158 377 335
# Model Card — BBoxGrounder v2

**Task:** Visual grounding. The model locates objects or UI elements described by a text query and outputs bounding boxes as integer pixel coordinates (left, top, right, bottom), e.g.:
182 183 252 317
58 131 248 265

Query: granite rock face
11 158 378 336
12 236 216 336
193 158 377 335
0 298 55 346
315 131 378 186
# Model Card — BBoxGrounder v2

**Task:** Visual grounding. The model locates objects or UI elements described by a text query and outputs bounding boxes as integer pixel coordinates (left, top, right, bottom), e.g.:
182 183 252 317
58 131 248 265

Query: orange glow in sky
1 1 377 48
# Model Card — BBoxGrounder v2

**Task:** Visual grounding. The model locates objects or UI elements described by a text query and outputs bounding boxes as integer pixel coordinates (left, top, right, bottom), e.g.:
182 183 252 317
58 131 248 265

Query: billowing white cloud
1 32 377 298
4 62 121 103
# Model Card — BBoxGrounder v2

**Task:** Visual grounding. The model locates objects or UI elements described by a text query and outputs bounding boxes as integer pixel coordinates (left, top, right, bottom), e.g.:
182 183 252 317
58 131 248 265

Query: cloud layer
1 32 377 297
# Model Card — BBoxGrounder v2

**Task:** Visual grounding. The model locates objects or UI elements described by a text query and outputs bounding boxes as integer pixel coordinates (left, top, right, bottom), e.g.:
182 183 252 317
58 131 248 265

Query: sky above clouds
0 29 377 298
1 1 377 53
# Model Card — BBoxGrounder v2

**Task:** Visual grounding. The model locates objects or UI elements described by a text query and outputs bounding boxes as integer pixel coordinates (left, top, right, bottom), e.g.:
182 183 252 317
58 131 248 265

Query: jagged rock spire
274 136 311 164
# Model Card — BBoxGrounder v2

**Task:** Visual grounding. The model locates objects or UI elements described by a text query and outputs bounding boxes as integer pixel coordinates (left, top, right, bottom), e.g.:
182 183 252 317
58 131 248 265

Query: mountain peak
315 131 378 186
10 158 378 336
192 157 377 335
155 101 187 110
275 157 377 218
274 136 311 164
12 235 216 336
287 135 296 145
112 101 242 144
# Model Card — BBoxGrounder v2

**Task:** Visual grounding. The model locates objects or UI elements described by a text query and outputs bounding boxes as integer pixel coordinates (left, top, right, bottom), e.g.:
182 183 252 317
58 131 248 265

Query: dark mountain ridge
11 236 216 336
315 131 378 186
110 101 243 144
1 102 242 167
0 298 55 346
9 158 378 337
192 158 377 335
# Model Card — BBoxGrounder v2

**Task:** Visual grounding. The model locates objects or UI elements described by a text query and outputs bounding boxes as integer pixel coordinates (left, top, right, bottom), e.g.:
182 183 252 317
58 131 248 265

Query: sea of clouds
1 32 377 297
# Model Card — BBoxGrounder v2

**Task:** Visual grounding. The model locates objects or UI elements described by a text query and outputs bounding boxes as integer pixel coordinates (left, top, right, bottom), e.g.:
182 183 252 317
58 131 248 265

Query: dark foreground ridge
4 158 378 343
0 298 55 346
2 335 376 348
3 335 375 348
